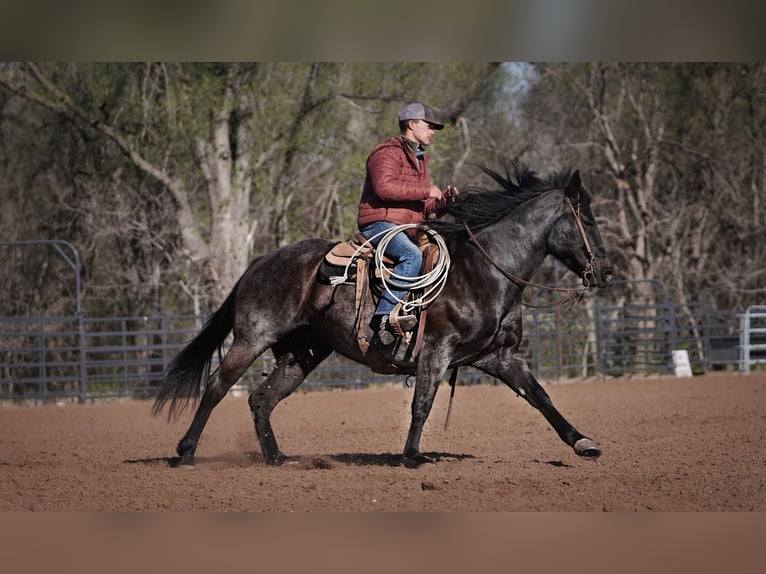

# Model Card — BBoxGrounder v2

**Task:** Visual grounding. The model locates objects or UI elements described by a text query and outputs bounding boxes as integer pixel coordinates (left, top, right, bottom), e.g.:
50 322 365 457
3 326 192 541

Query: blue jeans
360 221 422 316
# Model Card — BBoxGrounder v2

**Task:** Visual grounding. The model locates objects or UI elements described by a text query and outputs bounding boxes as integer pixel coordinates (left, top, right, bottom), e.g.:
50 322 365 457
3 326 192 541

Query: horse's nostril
603 271 614 285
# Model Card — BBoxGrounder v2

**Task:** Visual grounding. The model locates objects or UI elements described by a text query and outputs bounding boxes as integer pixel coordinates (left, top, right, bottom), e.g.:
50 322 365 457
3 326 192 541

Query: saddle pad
325 240 373 266
324 238 393 267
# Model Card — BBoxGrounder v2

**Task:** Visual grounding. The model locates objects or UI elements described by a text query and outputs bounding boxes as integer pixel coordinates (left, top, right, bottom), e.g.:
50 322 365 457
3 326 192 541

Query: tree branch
6 63 209 260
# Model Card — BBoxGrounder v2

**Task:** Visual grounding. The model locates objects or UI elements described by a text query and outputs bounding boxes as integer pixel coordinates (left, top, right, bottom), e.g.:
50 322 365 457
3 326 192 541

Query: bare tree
521 63 766 310
0 62 502 314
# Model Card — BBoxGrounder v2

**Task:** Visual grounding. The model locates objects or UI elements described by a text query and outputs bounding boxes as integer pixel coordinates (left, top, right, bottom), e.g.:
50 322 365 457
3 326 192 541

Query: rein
461 193 594 311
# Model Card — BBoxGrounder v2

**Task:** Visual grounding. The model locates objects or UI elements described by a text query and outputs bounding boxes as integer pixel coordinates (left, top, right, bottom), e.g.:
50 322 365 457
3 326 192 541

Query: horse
152 162 614 468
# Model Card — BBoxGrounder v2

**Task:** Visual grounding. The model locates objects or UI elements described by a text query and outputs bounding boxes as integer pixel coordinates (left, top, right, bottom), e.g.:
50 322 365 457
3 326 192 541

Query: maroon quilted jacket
357 136 448 231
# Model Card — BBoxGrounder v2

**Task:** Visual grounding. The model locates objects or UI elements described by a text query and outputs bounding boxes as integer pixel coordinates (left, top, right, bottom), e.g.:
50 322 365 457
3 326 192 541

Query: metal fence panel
0 286 758 403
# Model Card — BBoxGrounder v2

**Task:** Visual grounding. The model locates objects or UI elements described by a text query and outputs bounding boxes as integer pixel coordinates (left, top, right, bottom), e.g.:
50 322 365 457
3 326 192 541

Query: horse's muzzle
583 259 614 289
593 260 614 288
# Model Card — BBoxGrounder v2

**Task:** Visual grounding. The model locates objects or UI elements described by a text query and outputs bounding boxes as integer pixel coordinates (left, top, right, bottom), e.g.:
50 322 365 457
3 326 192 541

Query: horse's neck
478 206 553 283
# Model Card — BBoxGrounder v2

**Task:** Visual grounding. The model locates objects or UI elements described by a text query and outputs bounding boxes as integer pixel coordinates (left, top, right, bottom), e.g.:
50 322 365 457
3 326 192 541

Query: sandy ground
1 371 765 511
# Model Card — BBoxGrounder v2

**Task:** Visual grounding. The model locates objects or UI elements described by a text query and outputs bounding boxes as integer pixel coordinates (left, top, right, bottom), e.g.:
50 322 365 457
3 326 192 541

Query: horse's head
549 171 614 289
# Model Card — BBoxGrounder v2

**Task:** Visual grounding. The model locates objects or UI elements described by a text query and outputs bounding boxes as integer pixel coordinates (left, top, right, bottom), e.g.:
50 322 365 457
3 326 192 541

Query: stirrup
388 307 417 338
374 316 395 346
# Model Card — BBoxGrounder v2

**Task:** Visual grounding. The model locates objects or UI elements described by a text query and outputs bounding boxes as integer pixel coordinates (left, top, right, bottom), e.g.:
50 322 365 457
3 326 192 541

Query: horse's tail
151 281 240 421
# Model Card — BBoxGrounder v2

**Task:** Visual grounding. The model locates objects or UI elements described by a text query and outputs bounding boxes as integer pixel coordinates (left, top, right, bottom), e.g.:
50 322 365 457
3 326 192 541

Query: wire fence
0 281 758 404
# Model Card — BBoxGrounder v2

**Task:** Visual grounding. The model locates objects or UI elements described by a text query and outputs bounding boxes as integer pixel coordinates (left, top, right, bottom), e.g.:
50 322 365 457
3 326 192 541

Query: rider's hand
444 186 459 202
428 185 444 200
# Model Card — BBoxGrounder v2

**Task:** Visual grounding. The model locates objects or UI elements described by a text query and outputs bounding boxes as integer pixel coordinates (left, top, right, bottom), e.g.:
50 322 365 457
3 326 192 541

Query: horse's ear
565 170 582 198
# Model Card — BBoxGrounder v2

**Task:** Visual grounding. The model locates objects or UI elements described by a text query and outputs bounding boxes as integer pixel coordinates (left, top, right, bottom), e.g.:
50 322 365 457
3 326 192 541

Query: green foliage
1 62 504 316
4 62 762 317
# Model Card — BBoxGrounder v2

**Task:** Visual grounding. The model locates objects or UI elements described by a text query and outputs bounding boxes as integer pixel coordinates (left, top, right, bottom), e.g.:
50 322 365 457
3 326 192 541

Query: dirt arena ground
1 371 765 511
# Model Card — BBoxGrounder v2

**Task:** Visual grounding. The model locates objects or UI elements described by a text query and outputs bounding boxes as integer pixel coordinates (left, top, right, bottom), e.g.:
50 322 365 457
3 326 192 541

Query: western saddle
318 229 442 363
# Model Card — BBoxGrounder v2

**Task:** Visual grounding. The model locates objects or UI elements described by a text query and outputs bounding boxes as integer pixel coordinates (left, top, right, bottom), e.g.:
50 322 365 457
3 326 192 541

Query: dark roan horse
152 162 614 468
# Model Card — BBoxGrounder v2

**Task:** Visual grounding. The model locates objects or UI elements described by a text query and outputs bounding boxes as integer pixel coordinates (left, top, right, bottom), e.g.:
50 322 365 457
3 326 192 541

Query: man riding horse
153 104 615 468
357 102 458 345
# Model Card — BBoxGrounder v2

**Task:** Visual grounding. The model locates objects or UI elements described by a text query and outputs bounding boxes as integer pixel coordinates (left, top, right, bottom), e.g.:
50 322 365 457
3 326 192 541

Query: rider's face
410 119 436 146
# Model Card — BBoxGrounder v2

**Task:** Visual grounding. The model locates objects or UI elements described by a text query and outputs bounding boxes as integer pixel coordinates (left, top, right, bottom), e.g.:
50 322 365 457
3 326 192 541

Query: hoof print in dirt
311 456 333 469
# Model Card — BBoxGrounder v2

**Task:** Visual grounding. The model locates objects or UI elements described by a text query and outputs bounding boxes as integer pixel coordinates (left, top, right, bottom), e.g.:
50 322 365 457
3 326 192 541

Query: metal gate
739 306 766 372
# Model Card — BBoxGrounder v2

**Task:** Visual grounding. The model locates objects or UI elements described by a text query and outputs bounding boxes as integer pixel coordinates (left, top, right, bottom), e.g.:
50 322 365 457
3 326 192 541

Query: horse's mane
427 161 573 248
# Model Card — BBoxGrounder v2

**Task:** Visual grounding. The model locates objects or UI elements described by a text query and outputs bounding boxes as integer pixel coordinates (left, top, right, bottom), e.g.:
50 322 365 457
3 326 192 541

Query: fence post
739 311 749 372
666 298 677 375
37 318 48 399
161 316 169 374
594 301 603 378
78 313 87 403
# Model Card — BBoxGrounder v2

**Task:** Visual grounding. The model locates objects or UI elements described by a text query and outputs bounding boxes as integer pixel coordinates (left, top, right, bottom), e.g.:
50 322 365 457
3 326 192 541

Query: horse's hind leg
248 327 332 465
176 341 267 465
474 349 601 460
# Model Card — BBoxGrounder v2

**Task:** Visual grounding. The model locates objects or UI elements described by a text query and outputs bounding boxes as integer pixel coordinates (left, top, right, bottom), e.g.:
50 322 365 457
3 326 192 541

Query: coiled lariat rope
373 224 451 313
334 224 451 313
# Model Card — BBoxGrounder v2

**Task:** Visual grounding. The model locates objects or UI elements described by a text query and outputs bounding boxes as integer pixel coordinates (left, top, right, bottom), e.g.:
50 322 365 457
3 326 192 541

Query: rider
357 102 458 345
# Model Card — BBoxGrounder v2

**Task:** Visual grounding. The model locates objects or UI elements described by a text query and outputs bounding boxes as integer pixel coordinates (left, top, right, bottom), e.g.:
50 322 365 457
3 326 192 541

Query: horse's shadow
328 451 474 467
125 451 475 469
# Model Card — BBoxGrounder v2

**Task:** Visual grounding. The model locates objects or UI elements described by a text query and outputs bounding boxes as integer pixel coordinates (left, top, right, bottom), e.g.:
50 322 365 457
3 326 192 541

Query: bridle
564 194 596 289
460 190 597 309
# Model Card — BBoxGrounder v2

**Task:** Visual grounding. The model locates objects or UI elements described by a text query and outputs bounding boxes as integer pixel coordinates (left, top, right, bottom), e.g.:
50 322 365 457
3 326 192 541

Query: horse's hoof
402 453 436 469
264 452 290 466
177 454 196 467
574 438 601 460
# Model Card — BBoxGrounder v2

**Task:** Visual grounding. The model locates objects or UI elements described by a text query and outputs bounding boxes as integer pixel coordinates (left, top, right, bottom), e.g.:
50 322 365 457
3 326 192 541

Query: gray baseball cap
398 102 444 130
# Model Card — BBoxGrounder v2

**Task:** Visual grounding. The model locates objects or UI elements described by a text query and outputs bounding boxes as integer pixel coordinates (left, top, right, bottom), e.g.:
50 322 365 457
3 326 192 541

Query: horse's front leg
474 348 601 460
402 350 451 468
